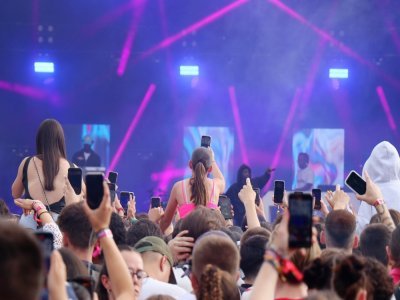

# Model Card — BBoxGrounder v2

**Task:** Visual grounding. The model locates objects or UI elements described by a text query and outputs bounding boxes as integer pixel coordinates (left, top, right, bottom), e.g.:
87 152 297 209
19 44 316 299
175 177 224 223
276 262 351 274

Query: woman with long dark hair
159 147 225 233
12 119 78 221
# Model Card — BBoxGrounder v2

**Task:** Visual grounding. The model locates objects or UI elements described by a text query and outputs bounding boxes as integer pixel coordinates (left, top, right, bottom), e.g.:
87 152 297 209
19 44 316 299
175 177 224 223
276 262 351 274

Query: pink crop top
178 179 218 219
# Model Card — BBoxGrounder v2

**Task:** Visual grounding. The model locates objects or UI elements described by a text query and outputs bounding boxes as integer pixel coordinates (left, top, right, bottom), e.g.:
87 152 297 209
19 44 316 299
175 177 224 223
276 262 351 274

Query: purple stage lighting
329 68 348 79
34 62 54 73
180 65 199 76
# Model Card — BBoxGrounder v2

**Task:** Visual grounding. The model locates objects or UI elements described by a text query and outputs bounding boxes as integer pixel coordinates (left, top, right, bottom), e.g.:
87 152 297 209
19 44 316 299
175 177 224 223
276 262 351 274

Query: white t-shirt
139 277 187 300
296 166 314 190
83 152 90 161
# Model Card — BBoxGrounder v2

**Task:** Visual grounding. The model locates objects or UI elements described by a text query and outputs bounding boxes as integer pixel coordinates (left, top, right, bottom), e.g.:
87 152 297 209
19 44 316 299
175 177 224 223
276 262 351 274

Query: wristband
117 207 125 214
32 201 46 212
373 199 385 207
96 228 113 240
264 248 303 283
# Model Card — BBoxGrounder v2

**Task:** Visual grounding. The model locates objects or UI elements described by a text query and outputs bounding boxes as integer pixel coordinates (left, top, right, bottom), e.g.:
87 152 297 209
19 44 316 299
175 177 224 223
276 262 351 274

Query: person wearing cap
72 135 101 167
134 236 186 300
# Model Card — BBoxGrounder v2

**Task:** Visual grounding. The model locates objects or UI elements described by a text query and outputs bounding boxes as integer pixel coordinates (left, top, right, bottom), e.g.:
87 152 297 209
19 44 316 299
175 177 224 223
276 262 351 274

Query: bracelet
264 248 303 283
264 249 282 275
117 207 125 214
373 199 385 207
38 210 50 218
96 228 113 240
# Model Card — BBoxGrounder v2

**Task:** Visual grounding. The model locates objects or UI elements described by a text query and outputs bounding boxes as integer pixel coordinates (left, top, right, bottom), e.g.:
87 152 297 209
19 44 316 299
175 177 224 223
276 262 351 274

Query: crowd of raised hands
2 155 400 300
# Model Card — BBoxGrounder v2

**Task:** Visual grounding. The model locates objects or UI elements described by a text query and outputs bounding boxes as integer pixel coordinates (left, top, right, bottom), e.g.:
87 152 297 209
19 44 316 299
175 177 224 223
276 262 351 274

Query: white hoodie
357 141 400 233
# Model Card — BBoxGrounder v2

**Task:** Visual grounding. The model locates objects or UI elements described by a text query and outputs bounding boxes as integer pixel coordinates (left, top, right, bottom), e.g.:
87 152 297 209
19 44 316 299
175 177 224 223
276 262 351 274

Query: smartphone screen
108 171 118 184
68 167 82 195
201 135 211 148
274 180 285 204
288 193 313 248
85 173 104 209
151 197 161 208
345 171 366 195
253 188 261 206
312 188 321 210
34 231 54 272
218 195 232 220
108 183 116 203
120 191 130 210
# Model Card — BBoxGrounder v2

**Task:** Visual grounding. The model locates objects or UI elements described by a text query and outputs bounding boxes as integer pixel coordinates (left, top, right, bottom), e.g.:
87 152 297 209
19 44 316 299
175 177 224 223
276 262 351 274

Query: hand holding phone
345 171 366 195
86 173 104 209
151 197 161 208
354 172 384 206
120 192 130 210
68 168 82 195
288 193 313 248
312 188 321 210
108 183 116 203
218 195 233 220
201 135 211 148
253 188 261 206
108 171 118 184
274 180 285 204
35 232 54 272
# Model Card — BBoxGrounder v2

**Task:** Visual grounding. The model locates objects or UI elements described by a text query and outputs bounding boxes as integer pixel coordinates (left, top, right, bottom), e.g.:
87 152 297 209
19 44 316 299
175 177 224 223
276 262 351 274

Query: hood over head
363 141 400 183
237 164 252 185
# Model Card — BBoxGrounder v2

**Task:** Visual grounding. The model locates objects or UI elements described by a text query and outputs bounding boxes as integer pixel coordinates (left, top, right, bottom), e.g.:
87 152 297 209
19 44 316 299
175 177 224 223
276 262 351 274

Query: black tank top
22 156 73 214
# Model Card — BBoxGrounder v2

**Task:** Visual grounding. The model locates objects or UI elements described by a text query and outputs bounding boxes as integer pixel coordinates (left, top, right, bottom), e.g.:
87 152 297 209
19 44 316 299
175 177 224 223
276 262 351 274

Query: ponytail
199 264 223 300
198 264 239 300
190 161 208 206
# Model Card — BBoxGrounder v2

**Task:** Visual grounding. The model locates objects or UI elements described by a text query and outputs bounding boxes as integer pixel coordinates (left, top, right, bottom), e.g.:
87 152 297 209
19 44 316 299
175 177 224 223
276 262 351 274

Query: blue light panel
34 62 55 73
180 65 199 76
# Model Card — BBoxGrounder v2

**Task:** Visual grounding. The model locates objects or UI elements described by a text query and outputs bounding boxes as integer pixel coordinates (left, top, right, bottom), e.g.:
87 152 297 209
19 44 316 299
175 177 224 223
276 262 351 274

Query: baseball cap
134 236 174 267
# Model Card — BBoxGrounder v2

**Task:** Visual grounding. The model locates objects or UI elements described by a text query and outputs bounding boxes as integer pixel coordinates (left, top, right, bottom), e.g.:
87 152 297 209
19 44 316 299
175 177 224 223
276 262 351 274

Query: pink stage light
82 1 137 37
268 0 400 91
376 86 397 131
117 0 147 76
0 80 60 103
151 163 187 193
264 88 303 192
228 86 249 165
108 84 156 171
136 0 249 62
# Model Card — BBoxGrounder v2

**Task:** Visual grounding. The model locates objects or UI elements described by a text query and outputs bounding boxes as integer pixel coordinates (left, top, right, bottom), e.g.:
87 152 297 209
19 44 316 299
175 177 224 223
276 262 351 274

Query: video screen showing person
64 124 110 171
183 126 235 188
292 129 344 190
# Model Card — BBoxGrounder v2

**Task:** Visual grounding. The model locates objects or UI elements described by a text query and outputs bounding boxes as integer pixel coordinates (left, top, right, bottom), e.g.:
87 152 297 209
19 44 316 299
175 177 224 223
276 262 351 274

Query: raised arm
251 168 273 189
83 182 134 300
356 172 395 232
238 178 260 229
209 148 225 193
160 182 179 233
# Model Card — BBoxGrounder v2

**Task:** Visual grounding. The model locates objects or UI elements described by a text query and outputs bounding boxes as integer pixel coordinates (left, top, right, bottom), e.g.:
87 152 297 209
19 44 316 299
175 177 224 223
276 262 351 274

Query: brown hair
58 247 89 280
0 221 43 300
0 199 10 216
359 224 391 265
390 225 400 267
190 148 212 206
198 264 240 300
333 255 372 300
147 296 175 300
303 248 346 290
58 202 95 249
180 207 225 242
370 209 400 226
36 119 67 190
325 210 356 249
